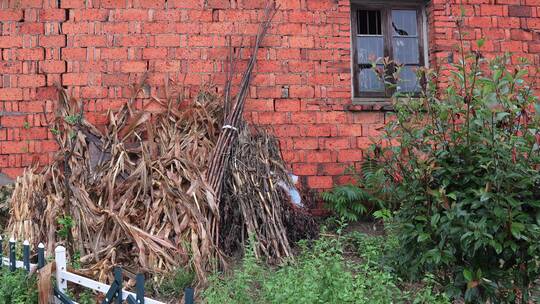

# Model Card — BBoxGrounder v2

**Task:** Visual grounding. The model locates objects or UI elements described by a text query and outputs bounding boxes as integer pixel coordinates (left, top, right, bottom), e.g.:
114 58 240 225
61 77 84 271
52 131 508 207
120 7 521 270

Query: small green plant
0 268 38 303
322 159 399 222
57 215 74 240
77 290 94 304
67 288 95 304
71 251 82 270
152 267 195 299
321 185 368 222
50 127 60 135
64 114 81 125
23 121 30 130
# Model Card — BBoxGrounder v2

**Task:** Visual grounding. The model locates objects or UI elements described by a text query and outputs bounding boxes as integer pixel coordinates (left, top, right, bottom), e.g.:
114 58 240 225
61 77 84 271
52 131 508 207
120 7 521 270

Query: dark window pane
392 10 417 36
358 10 382 35
359 68 385 92
357 36 384 63
393 37 419 64
397 66 420 92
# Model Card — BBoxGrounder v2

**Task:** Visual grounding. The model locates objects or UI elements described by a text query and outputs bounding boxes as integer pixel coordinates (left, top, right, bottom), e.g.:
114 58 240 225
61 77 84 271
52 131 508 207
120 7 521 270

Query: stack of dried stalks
7 84 224 284
4 0 316 290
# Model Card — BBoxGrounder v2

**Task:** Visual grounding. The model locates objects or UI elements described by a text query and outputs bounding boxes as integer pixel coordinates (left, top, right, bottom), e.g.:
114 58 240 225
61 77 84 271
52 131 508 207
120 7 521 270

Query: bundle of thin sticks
205 2 278 247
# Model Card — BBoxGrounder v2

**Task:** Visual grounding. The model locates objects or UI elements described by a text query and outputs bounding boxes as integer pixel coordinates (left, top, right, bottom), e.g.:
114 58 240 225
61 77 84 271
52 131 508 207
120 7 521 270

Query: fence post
37 243 45 270
9 238 15 271
136 273 145 304
184 287 194 304
23 240 30 272
114 267 123 304
0 236 3 269
55 246 68 293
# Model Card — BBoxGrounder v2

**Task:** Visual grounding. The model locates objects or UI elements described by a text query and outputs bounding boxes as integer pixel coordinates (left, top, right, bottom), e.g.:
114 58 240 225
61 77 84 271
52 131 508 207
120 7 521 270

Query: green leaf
510 222 525 239
476 38 485 48
463 269 473 282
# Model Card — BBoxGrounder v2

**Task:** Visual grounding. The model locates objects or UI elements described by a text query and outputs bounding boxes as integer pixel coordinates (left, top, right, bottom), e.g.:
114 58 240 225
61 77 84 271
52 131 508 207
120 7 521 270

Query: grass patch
203 230 450 304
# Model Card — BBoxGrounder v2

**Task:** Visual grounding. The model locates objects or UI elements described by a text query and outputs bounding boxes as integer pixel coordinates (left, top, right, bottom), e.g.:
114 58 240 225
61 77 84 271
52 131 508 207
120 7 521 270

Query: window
351 2 427 100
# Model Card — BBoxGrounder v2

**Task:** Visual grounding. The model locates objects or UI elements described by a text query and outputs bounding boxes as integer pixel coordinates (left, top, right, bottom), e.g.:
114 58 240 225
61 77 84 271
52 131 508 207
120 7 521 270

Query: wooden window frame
351 1 427 101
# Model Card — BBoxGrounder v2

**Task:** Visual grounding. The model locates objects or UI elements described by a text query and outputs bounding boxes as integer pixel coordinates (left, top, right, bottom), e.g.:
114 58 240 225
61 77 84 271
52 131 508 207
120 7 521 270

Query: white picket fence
54 246 165 304
1 238 196 304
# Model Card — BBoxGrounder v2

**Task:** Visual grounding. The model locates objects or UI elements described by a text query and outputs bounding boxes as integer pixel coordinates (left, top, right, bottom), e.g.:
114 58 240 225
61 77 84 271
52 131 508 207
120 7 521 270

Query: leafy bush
203 233 449 304
367 37 540 302
0 268 38 304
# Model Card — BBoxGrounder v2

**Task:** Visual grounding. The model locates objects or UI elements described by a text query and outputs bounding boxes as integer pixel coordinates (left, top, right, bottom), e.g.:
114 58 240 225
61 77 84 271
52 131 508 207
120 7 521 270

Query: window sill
350 98 394 111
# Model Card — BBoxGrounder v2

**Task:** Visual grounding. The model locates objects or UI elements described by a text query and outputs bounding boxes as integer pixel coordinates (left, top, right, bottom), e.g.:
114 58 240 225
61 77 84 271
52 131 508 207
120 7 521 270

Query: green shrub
367 39 540 302
0 268 38 304
203 233 449 304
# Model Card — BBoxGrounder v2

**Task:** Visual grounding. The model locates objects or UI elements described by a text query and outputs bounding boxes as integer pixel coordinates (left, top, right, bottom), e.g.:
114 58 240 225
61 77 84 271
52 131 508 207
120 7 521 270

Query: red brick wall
429 0 540 88
0 0 539 195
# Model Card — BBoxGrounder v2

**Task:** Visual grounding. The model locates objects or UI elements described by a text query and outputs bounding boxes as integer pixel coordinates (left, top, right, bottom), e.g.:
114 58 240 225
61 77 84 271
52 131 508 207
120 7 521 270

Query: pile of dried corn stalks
8 85 224 284
4 1 315 289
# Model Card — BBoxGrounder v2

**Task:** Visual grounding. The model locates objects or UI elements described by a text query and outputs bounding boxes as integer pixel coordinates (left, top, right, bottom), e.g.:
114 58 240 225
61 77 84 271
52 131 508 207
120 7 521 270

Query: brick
289 36 314 48
111 9 149 21
1 141 28 154
155 34 182 47
289 85 314 98
74 35 108 47
18 75 45 87
62 48 87 60
100 48 127 59
121 61 148 73
307 176 333 189
142 48 168 59
0 88 23 100
39 35 66 47
15 48 44 61
337 150 363 162
62 73 88 86
168 0 201 8
40 60 66 73
205 0 230 8
306 0 336 10
39 141 59 152
0 115 27 128
292 163 318 175
293 138 318 149
81 87 108 98
39 9 67 21
0 36 23 48
275 0 301 10
60 0 86 8
116 35 148 47
0 62 22 74
102 74 130 86
71 9 108 21
0 10 23 21
275 99 301 112
136 0 167 8
322 138 350 149
306 151 335 163
19 23 44 34
320 163 350 175
508 5 532 17
20 128 48 140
